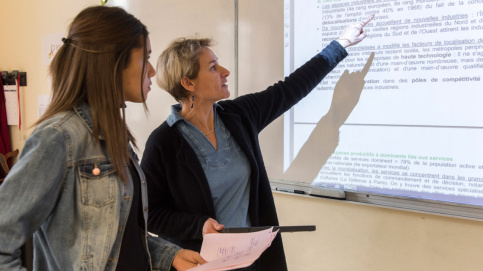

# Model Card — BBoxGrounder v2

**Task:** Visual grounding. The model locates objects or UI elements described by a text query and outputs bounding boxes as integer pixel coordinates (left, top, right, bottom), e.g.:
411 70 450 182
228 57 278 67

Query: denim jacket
0 103 181 271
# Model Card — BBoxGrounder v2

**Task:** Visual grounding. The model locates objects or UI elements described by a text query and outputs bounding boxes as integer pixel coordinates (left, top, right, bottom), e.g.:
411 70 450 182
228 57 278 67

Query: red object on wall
0 79 12 160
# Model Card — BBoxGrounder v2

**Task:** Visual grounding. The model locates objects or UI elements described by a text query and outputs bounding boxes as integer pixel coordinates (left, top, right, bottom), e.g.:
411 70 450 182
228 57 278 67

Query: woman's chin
223 89 230 99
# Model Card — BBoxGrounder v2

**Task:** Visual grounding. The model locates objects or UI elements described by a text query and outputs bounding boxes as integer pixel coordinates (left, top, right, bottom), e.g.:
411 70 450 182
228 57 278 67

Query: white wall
274 192 483 270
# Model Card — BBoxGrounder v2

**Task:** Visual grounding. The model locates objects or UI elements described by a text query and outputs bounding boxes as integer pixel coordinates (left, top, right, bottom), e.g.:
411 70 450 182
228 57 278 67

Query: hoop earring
191 95 194 108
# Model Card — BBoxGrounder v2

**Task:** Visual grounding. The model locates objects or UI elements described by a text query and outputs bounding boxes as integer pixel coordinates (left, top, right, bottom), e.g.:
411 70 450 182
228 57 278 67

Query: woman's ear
180 77 195 92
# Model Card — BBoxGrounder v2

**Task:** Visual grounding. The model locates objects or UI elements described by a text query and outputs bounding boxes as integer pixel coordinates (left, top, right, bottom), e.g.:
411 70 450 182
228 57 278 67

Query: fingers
214 222 224 231
172 249 206 271
361 52 375 78
209 219 224 231
203 218 224 237
194 253 207 264
360 14 375 27
341 69 350 78
338 15 373 47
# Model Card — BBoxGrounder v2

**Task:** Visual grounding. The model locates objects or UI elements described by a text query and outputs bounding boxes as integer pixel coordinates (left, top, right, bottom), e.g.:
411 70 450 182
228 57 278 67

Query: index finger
196 254 207 265
360 14 375 27
361 52 375 78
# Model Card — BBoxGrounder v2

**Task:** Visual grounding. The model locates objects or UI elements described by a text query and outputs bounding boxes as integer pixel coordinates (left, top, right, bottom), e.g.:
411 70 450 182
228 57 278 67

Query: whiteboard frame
270 179 483 222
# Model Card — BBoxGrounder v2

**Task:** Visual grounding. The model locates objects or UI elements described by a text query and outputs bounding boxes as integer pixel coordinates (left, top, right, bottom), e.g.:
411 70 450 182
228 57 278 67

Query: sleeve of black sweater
220 40 347 133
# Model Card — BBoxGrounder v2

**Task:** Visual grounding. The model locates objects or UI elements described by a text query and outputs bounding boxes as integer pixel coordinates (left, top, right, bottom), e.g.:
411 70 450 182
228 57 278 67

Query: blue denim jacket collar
73 103 139 161
74 102 110 142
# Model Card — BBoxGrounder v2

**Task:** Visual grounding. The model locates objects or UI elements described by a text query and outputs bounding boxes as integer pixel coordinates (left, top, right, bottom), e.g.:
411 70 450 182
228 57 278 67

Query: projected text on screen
284 0 483 206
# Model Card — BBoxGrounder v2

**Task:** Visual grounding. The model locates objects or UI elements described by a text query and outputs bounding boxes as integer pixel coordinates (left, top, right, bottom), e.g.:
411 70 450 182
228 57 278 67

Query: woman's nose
148 62 156 78
221 65 230 77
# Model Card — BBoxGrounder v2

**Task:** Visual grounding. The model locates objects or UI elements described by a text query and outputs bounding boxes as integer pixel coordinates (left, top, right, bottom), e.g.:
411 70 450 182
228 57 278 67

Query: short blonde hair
157 37 213 102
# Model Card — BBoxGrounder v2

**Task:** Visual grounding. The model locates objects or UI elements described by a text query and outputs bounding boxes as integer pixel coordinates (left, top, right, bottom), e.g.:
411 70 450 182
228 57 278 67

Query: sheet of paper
187 228 278 271
38 95 51 118
4 85 18 125
42 32 64 66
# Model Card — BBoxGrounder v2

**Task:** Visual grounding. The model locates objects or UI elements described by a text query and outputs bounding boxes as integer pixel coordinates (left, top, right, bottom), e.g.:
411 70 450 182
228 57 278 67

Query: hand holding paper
187 227 279 271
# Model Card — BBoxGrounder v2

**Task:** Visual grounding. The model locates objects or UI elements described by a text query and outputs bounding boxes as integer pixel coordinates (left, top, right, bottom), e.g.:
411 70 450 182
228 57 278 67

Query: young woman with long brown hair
0 6 205 271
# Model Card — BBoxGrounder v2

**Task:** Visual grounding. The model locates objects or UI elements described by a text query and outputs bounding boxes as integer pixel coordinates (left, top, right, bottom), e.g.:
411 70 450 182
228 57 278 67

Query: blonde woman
142 15 374 271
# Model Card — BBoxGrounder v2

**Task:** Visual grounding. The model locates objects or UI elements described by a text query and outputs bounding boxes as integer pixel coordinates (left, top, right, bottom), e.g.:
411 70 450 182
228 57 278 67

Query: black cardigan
141 41 347 271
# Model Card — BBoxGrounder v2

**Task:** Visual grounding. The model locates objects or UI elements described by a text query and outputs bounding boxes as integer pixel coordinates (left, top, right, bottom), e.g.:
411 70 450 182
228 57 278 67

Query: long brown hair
37 6 149 183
